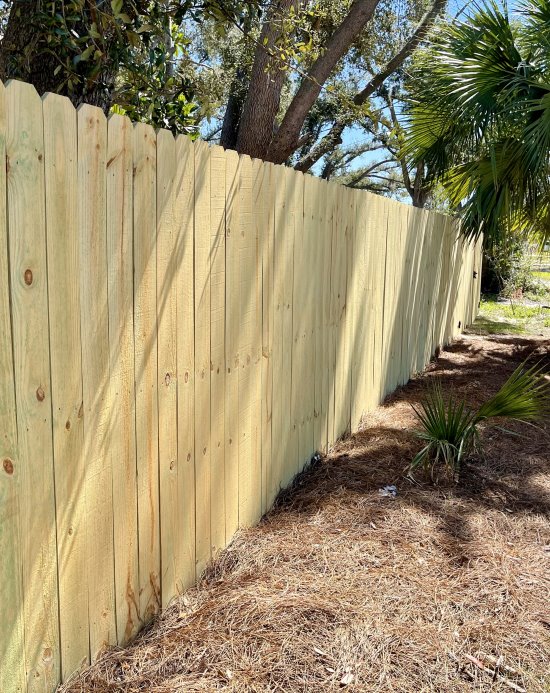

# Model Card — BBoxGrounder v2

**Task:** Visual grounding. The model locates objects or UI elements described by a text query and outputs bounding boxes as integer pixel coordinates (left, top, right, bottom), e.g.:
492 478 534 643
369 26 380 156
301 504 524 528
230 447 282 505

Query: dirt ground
61 333 550 692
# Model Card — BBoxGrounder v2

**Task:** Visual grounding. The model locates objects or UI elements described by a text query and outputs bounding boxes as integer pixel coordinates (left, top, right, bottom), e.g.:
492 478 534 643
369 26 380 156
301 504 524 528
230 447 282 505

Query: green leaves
477 361 550 422
411 362 550 477
411 381 478 474
405 0 550 244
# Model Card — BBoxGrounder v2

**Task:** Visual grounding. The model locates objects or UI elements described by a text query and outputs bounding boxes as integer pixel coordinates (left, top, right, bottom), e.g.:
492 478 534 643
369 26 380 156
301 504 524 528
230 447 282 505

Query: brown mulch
61 334 550 692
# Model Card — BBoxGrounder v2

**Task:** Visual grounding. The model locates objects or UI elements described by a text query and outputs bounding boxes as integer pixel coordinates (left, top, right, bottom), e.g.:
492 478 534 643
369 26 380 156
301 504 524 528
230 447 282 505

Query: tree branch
266 0 381 163
294 0 446 172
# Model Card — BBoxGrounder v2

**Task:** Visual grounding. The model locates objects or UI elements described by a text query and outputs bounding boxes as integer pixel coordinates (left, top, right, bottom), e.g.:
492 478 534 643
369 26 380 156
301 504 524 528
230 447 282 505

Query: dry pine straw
61 335 550 693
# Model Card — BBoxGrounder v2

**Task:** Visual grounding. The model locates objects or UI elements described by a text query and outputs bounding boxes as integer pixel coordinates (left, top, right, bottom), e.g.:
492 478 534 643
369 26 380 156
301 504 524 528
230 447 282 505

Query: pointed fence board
237 154 261 528
43 93 88 679
259 162 274 515
0 77 481 692
0 79 25 693
77 104 117 661
156 128 179 607
106 113 139 643
174 135 196 592
224 148 240 537
132 121 160 623
210 144 226 552
193 140 212 577
6 80 60 691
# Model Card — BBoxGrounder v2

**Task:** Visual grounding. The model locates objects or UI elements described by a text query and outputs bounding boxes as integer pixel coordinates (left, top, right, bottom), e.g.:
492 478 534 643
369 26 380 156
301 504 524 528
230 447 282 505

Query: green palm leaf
410 362 549 478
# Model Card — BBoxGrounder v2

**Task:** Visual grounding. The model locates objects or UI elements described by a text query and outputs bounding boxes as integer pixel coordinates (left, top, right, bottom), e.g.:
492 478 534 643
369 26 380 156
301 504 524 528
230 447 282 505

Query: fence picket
6 80 60 690
210 145 226 551
174 135 196 591
0 79 25 693
156 129 179 607
43 93 88 678
133 121 160 622
106 114 140 644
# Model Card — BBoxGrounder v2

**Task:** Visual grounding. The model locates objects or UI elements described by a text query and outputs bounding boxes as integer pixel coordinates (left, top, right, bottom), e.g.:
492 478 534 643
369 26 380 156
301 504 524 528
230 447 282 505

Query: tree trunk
235 0 299 159
267 0 380 164
412 160 428 207
220 70 248 149
0 0 116 112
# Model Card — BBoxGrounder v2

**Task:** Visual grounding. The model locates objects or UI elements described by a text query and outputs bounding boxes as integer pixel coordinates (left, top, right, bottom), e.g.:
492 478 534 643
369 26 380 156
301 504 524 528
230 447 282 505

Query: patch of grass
470 295 550 336
500 304 543 319
532 270 550 281
469 315 526 336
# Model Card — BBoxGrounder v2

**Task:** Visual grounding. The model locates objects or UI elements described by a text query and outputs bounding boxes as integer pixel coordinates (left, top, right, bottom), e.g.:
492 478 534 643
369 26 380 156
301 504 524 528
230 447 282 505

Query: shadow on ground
61 334 550 693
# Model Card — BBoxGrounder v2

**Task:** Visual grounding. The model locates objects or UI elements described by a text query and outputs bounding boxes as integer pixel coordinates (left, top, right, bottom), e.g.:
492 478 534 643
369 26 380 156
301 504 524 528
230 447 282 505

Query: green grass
532 270 550 281
469 295 550 337
470 315 526 335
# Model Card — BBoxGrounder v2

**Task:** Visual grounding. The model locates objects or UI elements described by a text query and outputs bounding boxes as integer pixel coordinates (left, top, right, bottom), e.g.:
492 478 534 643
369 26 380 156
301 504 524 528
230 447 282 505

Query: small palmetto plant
411 362 550 478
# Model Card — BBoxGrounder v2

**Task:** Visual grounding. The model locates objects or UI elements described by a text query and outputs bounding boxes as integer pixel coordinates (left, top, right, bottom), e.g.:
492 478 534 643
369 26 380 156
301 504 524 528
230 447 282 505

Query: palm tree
405 0 550 245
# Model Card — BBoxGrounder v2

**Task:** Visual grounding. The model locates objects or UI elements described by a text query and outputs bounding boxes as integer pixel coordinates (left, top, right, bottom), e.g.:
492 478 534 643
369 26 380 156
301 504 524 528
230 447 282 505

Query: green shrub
483 236 538 297
410 362 550 479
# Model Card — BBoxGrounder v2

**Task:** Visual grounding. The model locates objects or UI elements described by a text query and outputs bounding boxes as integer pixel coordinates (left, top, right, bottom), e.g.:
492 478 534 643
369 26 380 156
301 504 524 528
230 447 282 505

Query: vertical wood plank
270 164 285 504
0 79 25 693
319 180 332 452
282 167 297 484
224 149 240 537
194 140 211 576
301 174 314 466
237 154 261 527
260 163 274 514
43 93 88 679
363 193 377 412
291 172 306 473
350 190 368 430
327 180 338 444
106 114 139 643
78 104 116 660
313 178 325 450
210 145 226 551
6 80 60 691
156 129 179 607
132 121 160 621
174 135 195 591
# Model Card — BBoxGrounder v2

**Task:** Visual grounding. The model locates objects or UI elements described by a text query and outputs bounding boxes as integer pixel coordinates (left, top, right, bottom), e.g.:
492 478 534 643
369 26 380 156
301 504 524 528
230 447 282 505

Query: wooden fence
0 78 482 692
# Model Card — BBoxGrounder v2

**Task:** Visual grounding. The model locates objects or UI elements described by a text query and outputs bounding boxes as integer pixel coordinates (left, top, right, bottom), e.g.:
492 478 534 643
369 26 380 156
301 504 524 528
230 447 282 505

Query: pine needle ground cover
61 336 550 693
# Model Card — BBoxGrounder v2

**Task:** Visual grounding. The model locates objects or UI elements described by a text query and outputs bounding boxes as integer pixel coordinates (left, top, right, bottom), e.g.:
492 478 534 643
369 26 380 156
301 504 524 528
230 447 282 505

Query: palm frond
476 361 550 421
410 361 549 479
404 0 550 244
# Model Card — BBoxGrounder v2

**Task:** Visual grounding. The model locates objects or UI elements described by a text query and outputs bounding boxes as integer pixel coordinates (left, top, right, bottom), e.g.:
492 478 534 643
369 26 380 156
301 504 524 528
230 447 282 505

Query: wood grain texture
237 154 262 527
282 167 297 485
43 93 88 680
174 135 196 592
0 79 25 693
224 148 240 537
6 80 60 691
259 162 274 514
156 128 179 607
193 140 212 577
106 113 139 644
78 104 117 661
269 163 285 506
209 145 226 552
132 121 160 623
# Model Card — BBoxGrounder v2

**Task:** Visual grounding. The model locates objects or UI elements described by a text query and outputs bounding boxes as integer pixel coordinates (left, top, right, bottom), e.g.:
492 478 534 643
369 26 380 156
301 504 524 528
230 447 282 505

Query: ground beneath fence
60 335 550 693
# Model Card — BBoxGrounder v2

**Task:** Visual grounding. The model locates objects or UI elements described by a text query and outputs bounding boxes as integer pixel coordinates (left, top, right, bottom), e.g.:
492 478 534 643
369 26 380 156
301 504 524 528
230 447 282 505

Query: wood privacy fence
0 78 481 692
